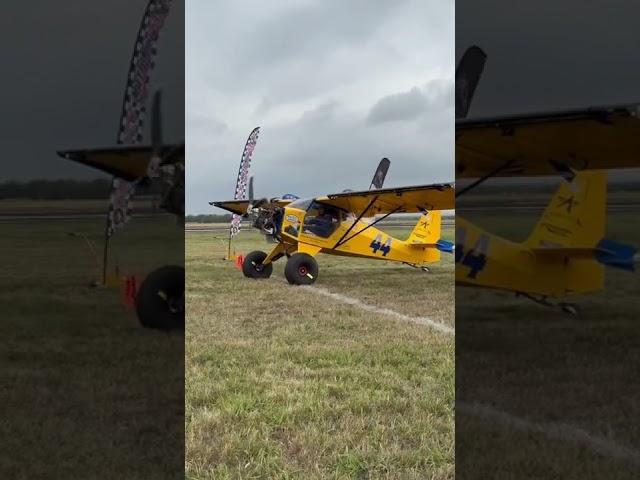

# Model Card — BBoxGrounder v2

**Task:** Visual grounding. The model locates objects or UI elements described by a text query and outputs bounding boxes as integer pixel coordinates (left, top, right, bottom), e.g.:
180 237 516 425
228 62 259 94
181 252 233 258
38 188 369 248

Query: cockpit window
302 202 341 238
288 198 313 211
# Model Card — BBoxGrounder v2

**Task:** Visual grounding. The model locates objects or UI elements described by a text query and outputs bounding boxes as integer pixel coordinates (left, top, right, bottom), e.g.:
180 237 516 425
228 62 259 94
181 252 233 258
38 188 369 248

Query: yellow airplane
455 46 640 311
212 183 455 285
456 170 637 313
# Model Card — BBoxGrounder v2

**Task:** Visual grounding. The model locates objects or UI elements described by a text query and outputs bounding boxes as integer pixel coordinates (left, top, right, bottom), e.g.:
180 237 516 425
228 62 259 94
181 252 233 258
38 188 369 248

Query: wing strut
332 196 378 248
334 203 403 248
456 158 518 198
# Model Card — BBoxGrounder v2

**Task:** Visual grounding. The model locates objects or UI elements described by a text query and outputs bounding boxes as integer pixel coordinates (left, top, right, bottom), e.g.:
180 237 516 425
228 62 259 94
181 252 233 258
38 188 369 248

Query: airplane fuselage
455 216 603 298
271 200 440 266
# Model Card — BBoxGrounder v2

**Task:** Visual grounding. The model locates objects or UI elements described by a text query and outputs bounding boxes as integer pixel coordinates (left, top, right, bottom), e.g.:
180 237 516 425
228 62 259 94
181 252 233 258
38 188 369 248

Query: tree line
0 179 162 200
185 214 232 223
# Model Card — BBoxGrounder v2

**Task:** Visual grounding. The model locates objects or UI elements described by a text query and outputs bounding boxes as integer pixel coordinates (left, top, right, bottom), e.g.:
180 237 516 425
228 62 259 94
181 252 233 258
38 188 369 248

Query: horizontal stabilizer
595 238 638 271
407 239 454 254
533 238 638 271
436 239 454 253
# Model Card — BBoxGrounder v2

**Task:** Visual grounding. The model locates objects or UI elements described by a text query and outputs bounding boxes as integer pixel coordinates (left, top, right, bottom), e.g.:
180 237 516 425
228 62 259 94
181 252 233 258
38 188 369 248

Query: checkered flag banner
107 0 172 237
107 178 135 236
230 215 242 237
230 127 260 238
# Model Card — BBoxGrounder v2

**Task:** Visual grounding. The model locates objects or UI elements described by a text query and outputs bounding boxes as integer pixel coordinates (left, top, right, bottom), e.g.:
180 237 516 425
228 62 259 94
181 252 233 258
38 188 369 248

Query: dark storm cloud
1 0 184 180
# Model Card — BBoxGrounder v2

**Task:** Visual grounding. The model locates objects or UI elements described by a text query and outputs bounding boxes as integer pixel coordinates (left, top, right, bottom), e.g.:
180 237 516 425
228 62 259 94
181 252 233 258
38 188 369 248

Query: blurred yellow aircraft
455 46 640 311
456 171 637 313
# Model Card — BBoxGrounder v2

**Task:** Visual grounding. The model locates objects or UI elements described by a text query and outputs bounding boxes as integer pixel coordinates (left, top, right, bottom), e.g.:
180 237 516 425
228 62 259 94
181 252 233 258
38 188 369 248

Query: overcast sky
1 0 184 181
187 0 454 214
457 0 640 117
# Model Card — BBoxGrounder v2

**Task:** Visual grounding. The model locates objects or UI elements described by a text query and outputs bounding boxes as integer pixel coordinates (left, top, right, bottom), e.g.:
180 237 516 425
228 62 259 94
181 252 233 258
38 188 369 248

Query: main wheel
284 253 319 285
242 250 273 279
136 265 184 330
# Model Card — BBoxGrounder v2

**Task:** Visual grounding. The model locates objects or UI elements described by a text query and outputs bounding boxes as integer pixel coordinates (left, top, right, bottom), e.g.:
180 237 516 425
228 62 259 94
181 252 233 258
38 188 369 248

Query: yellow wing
456 104 640 177
211 198 294 215
57 144 184 181
317 183 455 215
210 200 252 215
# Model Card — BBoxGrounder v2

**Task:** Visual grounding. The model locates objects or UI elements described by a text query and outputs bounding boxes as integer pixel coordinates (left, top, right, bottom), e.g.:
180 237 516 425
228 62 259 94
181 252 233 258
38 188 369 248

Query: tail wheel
242 250 273 279
285 253 319 285
136 265 184 330
560 302 581 316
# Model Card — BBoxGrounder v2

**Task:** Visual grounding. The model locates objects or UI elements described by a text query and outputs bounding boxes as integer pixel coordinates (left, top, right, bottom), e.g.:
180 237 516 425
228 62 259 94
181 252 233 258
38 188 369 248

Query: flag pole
102 212 111 285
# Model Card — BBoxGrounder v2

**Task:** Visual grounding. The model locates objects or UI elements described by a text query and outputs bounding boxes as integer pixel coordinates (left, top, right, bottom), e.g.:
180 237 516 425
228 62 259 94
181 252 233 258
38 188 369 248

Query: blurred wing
58 143 184 181
318 183 455 215
270 198 295 208
456 104 640 178
211 198 294 215
210 200 252 216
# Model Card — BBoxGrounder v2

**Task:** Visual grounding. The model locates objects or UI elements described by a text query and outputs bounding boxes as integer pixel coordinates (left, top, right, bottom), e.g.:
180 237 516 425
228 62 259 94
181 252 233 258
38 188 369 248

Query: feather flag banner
107 0 172 237
230 127 260 238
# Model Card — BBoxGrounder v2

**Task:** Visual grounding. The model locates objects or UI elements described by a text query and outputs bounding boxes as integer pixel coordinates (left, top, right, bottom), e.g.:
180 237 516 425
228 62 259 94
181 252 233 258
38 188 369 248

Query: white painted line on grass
458 402 640 467
302 286 455 335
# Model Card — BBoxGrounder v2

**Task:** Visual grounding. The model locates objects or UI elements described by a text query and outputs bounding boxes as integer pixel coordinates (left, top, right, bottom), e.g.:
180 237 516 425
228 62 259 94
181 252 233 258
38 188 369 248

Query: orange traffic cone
121 275 139 308
235 254 244 270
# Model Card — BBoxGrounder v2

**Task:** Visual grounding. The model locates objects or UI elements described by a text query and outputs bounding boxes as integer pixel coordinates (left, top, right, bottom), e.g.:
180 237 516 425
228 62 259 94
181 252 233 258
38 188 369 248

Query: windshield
287 198 313 211
302 201 342 238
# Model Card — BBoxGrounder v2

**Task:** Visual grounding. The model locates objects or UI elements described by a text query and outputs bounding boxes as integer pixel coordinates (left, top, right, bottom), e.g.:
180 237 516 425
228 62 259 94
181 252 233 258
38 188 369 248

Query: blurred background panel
456 1 640 478
0 1 184 477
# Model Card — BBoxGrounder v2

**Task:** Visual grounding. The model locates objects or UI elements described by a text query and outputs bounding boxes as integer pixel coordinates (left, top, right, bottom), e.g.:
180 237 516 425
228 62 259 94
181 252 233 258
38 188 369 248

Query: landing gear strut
242 251 273 279
516 292 580 316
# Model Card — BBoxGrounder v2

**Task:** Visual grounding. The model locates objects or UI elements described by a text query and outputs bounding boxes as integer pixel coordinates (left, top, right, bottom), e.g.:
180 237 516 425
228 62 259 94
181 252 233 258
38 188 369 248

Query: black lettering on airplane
556 195 578 213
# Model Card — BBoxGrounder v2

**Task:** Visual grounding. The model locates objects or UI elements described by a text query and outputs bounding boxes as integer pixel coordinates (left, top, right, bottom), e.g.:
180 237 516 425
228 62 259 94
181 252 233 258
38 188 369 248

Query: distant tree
185 214 232 223
0 178 167 200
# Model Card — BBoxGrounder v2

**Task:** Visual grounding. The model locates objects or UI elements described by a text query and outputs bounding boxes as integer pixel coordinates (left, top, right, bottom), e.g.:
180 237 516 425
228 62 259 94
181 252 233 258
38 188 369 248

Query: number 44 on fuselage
212 183 455 285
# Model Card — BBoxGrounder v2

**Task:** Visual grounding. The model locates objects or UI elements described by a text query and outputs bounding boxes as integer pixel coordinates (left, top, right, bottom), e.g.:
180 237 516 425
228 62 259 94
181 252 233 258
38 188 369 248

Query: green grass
0 197 157 214
186 226 455 479
0 215 184 479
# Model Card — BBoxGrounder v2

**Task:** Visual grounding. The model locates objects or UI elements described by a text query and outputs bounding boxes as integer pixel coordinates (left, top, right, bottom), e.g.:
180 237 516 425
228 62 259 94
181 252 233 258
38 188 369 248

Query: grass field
1 214 184 479
186 225 455 479
456 208 640 478
0 197 158 215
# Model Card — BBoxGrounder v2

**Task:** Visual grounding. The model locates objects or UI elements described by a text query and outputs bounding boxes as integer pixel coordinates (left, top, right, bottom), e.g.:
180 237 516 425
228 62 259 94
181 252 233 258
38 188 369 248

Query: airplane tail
408 211 441 245
525 171 636 295
407 211 453 263
525 171 606 250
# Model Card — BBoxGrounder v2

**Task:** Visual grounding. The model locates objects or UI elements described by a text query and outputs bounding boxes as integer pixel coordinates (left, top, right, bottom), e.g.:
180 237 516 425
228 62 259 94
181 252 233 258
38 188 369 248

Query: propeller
147 89 184 217
147 89 183 175
240 177 283 242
